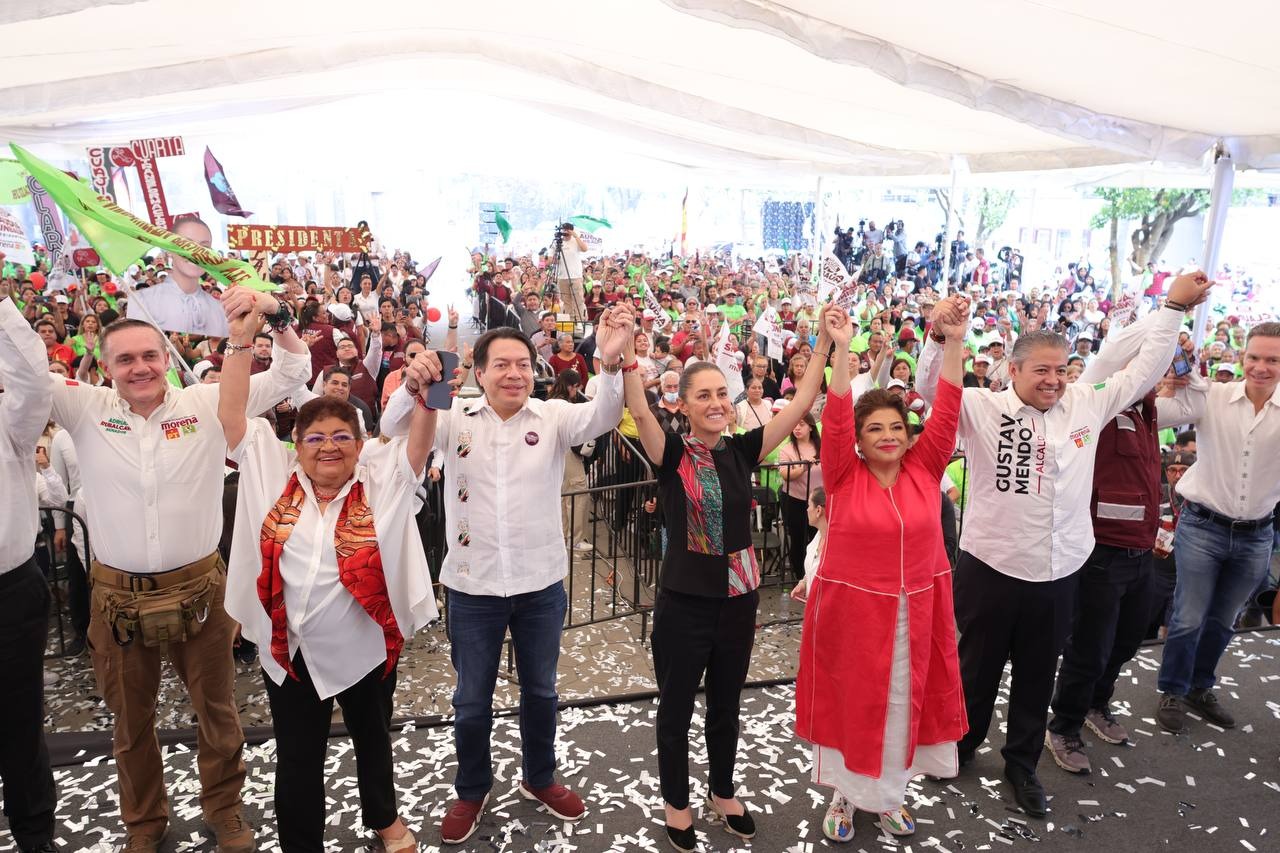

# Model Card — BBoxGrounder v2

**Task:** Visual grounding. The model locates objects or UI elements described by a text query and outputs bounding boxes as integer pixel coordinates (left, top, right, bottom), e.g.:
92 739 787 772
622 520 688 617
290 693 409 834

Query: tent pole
811 175 824 287
1192 146 1234 349
940 156 961 297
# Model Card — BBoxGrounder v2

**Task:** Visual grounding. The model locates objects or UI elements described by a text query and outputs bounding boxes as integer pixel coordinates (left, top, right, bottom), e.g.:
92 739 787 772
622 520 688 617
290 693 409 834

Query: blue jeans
447 582 567 801
1157 508 1273 695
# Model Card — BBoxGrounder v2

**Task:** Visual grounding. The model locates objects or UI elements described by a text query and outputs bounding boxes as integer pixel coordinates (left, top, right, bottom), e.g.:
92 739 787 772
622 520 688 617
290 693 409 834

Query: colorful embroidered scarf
675 436 760 596
258 473 402 681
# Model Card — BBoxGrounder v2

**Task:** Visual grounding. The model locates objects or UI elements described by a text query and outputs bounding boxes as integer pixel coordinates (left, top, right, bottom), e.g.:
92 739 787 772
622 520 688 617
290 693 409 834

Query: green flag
0 159 31 204
9 144 275 291
568 214 611 233
494 210 511 243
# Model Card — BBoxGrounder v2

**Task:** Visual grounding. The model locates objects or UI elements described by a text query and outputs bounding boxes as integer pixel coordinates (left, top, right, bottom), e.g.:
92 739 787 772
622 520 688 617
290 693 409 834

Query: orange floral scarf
258 473 402 681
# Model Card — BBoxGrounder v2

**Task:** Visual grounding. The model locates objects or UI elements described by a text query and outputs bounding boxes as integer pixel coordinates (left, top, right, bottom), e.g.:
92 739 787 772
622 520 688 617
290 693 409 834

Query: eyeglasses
299 432 356 448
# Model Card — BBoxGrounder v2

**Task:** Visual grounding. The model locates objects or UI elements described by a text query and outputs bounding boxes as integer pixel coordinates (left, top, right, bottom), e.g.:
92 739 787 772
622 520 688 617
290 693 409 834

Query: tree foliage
1089 188 1210 279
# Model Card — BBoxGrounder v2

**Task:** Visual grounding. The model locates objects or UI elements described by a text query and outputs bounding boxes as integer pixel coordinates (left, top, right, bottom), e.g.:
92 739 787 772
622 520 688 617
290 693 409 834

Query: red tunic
795 379 967 777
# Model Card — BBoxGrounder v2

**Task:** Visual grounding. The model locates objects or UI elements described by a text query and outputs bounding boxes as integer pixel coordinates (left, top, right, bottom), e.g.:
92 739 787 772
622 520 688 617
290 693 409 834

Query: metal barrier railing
38 506 92 659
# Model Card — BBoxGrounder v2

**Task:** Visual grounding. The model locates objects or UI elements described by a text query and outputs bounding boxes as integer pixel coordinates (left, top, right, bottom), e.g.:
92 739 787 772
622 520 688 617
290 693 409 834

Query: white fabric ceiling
2 0 1278 181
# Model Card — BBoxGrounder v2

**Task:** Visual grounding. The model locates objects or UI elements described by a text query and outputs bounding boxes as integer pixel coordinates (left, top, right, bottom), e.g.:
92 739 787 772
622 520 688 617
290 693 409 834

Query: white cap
192 359 215 379
886 378 908 390
327 303 353 323
54 294 69 304
974 354 993 365
1216 363 1235 373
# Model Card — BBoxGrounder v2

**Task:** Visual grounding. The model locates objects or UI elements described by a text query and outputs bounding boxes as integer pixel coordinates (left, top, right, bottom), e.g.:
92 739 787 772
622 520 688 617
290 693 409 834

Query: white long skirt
811 593 958 813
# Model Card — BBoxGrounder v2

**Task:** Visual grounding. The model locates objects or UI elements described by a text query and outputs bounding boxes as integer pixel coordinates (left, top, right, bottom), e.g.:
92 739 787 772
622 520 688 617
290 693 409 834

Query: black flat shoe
665 822 698 852
705 796 756 839
1003 766 1047 818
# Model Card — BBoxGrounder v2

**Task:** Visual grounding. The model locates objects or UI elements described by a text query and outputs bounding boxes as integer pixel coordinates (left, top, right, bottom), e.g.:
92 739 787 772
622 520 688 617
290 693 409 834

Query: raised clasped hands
1166 269 1214 308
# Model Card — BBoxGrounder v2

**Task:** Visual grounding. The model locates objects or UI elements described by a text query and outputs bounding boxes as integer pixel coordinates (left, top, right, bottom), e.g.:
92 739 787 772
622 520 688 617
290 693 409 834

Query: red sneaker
518 780 586 821
439 793 488 845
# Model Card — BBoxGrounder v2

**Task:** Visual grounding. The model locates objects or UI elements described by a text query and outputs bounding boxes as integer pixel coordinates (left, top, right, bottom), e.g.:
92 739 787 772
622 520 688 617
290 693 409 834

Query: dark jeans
779 493 814 583
1147 553 1177 638
954 551 1078 775
1157 508 1273 695
447 582 567 801
263 654 398 852
1049 545 1153 737
651 588 758 809
0 557 56 851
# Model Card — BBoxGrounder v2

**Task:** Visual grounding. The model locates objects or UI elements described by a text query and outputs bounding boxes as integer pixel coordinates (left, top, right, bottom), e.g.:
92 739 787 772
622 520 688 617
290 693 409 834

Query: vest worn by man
1089 390 1161 550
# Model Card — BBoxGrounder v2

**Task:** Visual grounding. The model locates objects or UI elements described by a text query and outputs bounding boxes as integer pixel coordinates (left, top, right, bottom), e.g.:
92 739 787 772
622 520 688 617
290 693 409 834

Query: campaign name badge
524 431 540 446
457 429 473 458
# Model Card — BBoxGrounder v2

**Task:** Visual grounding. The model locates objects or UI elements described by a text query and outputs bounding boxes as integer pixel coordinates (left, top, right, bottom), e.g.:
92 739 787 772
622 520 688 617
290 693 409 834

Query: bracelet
620 361 640 373
448 324 458 329
1165 299 1189 312
600 359 622 375
930 329 946 344
224 342 253 356
266 301 294 332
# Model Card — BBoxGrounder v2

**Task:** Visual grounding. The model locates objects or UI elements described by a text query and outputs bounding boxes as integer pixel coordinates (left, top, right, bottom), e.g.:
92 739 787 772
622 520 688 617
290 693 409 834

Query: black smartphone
1171 351 1193 377
425 350 460 410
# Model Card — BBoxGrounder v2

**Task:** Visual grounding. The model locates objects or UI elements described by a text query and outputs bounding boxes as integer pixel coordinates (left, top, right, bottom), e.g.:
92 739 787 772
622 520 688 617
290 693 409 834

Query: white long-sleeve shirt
915 305 1184 581
36 464 68 508
49 427 82 531
0 297 53 574
226 418 438 697
380 372 624 596
1155 375 1280 521
48 345 311 573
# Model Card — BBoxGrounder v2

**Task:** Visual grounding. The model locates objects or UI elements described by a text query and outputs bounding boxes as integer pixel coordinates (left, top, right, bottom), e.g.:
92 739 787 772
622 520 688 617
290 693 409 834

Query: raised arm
234 291 311 417
362 314 384 376
217 289 265 450
560 306 631 447
621 324 666 464
1091 272 1212 420
0 288 54 454
400 352 443 476
909 301 968 478
760 305 832 459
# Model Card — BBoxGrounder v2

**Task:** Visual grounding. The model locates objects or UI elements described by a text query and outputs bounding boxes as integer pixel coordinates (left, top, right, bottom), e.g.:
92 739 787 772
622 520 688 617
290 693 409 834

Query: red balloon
426 307 442 323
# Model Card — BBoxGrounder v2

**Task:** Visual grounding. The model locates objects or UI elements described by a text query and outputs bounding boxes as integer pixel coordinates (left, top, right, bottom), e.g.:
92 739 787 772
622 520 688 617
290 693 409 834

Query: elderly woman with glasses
215 289 444 853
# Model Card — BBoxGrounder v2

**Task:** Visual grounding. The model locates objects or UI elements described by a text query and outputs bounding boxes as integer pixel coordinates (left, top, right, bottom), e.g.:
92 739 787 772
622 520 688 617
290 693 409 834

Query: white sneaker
822 793 854 843
572 542 595 552
879 806 915 837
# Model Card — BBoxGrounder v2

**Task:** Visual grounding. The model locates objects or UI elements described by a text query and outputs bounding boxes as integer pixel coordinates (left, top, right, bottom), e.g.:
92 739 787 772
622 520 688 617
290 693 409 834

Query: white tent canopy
3 0 1279 181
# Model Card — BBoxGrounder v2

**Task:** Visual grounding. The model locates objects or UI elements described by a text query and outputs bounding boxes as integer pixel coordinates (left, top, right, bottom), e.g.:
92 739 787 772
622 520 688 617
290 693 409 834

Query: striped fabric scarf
258 473 402 681
676 436 760 596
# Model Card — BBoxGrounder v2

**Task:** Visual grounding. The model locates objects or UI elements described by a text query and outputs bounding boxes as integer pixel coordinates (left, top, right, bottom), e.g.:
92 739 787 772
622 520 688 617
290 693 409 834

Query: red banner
227 225 371 253
107 136 187 229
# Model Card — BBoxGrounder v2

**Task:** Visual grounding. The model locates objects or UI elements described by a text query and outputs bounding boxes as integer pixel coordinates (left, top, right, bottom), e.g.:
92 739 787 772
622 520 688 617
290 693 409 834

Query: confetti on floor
13 614 1280 851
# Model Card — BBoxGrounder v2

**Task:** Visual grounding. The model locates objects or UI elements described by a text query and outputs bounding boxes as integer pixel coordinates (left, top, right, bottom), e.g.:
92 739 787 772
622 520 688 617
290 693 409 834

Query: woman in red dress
794 296 970 843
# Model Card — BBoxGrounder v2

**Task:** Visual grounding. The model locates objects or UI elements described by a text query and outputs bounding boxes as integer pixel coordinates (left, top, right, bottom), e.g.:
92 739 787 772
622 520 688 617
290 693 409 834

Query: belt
90 552 222 592
1185 501 1273 533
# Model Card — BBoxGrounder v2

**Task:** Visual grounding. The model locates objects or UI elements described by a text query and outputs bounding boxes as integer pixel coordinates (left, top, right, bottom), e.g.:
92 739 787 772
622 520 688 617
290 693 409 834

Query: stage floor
7 631 1280 852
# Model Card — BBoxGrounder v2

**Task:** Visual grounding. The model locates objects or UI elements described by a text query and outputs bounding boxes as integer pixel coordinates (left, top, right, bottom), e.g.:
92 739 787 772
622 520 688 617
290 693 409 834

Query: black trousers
0 558 56 851
651 588 758 809
779 493 814 582
954 552 1078 774
1049 545 1153 737
263 654 398 852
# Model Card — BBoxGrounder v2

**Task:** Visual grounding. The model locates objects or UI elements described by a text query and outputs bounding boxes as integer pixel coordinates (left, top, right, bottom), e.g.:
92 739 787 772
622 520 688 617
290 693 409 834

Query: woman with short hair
217 290 444 852
794 296 969 843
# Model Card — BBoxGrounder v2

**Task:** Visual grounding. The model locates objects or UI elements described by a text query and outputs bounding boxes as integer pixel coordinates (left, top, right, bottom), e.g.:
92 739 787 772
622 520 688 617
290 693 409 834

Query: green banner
9 144 275 292
569 214 611 233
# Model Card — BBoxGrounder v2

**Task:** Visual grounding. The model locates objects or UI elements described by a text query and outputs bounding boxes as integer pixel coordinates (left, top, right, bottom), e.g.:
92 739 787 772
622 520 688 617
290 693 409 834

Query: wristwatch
599 359 623 375
266 301 294 332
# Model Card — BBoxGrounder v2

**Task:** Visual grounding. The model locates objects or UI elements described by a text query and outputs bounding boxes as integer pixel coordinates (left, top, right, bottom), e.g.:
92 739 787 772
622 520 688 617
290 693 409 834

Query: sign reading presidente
227 225 371 253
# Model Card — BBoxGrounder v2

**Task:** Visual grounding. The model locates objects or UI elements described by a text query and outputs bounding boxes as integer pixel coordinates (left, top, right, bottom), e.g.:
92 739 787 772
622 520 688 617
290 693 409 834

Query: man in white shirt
380 307 634 845
1150 321 1280 734
352 274 380 320
43 293 311 853
0 282 59 853
552 223 588 323
128 216 230 337
914 271 1211 818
